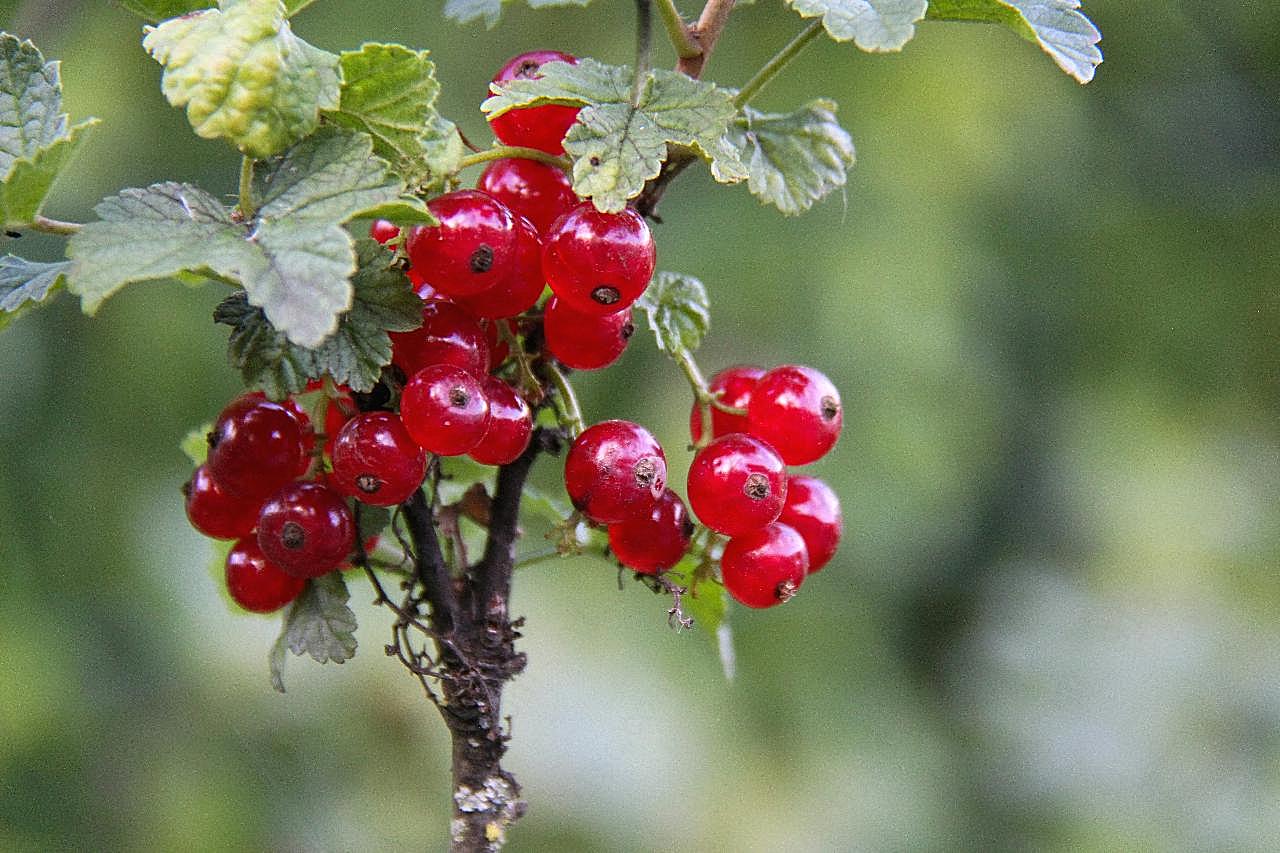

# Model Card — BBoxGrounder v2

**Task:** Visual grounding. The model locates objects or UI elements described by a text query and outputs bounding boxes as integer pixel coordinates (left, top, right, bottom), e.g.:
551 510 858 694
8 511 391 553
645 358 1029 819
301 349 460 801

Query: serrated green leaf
443 0 590 29
356 196 436 225
0 120 96 228
727 100 855 216
483 59 746 213
253 124 404 223
0 254 67 330
635 271 709 356
787 0 928 51
270 571 358 692
925 0 1101 83
180 421 213 465
143 0 340 158
213 238 422 397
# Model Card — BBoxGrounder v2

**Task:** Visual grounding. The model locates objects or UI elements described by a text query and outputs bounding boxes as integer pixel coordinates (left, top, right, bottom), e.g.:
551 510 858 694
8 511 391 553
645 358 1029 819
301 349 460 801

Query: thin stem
28 215 82 236
634 0 654 104
655 0 700 59
456 146 571 172
734 20 824 108
545 361 585 438
238 156 256 221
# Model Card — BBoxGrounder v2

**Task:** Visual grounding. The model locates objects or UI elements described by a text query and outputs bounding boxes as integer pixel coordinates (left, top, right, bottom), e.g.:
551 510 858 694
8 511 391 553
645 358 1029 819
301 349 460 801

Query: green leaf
443 0 590 29
483 58 746 213
786 0 928 51
925 0 1102 83
118 0 314 20
180 421 213 465
0 254 67 330
143 0 341 158
355 196 436 226
213 238 422 397
667 554 734 677
269 571 358 693
727 99 855 216
634 271 710 356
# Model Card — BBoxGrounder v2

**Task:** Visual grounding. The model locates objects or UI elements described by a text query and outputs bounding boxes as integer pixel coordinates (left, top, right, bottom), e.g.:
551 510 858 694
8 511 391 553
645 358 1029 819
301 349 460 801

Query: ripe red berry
369 219 399 245
542 296 634 370
406 265 442 300
489 51 581 154
207 395 309 500
400 364 491 456
482 319 512 368
747 365 843 465
330 412 429 506
689 365 765 443
225 538 306 613
542 203 655 315
390 299 490 377
564 420 666 524
183 464 261 540
607 488 694 575
477 157 579 235
455 215 546 320
778 475 842 572
405 190 517 297
256 481 356 579
686 433 787 536
468 378 534 466
720 522 809 609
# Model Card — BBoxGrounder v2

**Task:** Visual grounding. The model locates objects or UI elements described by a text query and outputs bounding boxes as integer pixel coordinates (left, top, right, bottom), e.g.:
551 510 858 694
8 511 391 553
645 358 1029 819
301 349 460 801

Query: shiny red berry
686 434 787 536
778 475 842 572
207 395 309 500
468 378 534 466
369 219 399 245
564 420 666 524
400 364 491 456
542 203 655 315
477 157 578 235
482 319 512 368
489 51 581 154
390 299 490 377
256 481 356 579
542 296 634 370
405 190 517 297
183 464 261 540
720 522 809 609
747 365 842 465
689 365 764 443
330 412 429 506
225 538 306 613
455 215 546 320
607 488 694 575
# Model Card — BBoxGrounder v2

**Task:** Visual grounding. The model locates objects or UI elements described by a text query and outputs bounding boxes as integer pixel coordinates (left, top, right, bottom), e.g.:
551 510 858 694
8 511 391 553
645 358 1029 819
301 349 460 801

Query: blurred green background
3 1 1279 850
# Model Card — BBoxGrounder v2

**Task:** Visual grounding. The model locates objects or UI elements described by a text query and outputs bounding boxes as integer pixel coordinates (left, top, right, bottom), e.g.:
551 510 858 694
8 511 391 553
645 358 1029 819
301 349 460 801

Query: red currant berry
564 420 667 524
489 51 581 154
468 378 534 466
543 296 634 370
369 219 399 245
686 434 787 536
477 157 578 235
747 365 843 465
406 265 442 301
390 299 490 377
207 395 309 500
542 203 655 315
400 364 491 456
405 190 517 297
607 488 694 575
482 319 512 368
455 215 546 320
330 412 429 506
183 464 261 540
321 389 357 461
778 475 842 572
720 522 809 609
225 538 306 613
256 481 356 579
689 365 765 443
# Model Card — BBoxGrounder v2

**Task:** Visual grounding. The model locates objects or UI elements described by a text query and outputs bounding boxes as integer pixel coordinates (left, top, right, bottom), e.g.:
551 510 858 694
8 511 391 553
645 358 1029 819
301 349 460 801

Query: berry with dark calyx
391 299 491 377
400 364 491 456
720 522 810 609
564 420 667 524
489 51 581 154
455 215 545 320
607 488 694 575
207 395 309 500
468 378 533 466
330 412 429 507
747 365 843 465
542 203 655 315
225 538 306 613
477 157 578 235
183 464 261 540
686 433 787 536
778 475 842 572
256 481 356 579
369 219 399 245
689 365 765 443
405 190 517 297
543 296 634 370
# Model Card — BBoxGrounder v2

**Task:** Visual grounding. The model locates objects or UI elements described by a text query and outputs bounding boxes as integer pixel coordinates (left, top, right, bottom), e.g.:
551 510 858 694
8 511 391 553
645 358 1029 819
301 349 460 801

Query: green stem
545 361 585 438
634 0 654 105
456 146 571 172
238 156 256 220
29 215 82 236
733 20 824 109
655 0 700 59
